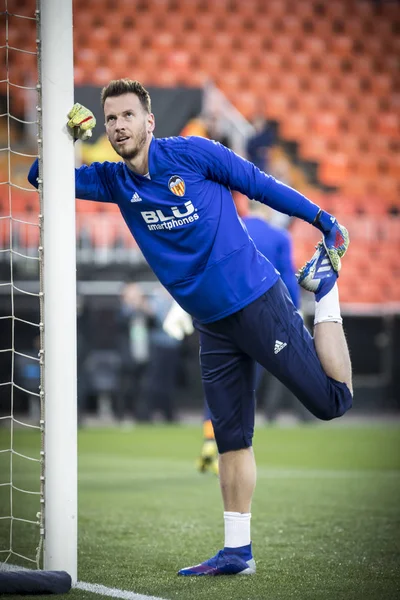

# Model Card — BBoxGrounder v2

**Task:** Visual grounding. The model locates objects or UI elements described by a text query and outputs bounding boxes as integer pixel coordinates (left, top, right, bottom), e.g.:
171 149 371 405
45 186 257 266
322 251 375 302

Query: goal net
0 0 77 580
0 0 44 569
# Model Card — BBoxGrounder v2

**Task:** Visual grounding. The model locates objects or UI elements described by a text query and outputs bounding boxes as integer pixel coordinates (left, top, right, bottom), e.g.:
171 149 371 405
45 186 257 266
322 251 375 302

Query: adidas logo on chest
130 192 142 203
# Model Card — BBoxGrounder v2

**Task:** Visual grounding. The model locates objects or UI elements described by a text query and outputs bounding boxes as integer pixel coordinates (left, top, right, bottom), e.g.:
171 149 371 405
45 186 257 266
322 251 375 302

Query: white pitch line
1 564 166 600
74 581 166 600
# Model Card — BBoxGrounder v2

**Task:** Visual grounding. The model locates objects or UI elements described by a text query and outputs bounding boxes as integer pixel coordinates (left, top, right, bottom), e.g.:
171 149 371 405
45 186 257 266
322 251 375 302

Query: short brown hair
101 79 151 113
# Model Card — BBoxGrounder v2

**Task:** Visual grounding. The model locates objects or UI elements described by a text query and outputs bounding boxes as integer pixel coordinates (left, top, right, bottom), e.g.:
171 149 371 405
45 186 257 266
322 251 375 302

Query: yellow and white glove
163 301 194 341
67 103 96 141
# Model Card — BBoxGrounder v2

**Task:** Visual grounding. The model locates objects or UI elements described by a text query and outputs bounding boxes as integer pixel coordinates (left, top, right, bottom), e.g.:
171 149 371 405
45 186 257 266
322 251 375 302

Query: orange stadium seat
262 0 287 19
280 113 309 142
311 111 341 137
278 72 305 98
381 153 400 179
343 15 368 38
329 34 354 57
236 33 264 57
352 93 381 117
338 133 361 157
300 136 331 162
257 53 284 77
180 31 206 55
372 177 399 202
207 31 235 54
263 92 292 121
307 16 334 39
343 112 373 136
350 55 375 78
323 1 349 20
217 71 246 96
231 53 258 75
230 91 258 120
319 153 349 187
351 154 380 180
232 0 260 19
367 72 393 98
287 52 315 77
270 34 299 58
300 36 327 57
196 53 227 80
91 66 115 86
218 14 247 36
373 113 400 137
150 31 177 53
278 15 304 37
360 36 384 58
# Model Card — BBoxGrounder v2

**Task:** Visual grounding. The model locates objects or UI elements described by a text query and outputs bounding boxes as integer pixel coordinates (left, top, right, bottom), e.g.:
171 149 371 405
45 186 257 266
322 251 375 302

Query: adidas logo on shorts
274 340 287 354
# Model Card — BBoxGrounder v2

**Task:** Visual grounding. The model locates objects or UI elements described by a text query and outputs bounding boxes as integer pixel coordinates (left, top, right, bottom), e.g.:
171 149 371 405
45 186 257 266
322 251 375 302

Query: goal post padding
0 570 71 594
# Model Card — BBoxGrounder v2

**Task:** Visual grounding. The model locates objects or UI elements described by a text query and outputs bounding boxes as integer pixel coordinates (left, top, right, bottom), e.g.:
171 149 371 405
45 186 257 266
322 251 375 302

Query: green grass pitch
0 422 399 599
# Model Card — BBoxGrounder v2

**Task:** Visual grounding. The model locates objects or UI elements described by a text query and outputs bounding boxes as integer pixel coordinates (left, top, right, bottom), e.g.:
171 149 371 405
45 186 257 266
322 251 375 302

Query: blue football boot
178 544 256 576
297 243 338 302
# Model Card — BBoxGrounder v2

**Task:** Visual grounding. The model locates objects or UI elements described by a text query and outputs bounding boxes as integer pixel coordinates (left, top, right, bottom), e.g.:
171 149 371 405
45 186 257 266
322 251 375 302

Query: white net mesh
0 0 44 568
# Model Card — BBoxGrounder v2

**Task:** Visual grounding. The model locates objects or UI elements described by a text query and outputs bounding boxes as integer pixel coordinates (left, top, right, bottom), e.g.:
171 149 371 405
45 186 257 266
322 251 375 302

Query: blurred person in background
117 282 151 422
140 285 186 423
28 79 352 577
246 112 276 174
180 112 232 149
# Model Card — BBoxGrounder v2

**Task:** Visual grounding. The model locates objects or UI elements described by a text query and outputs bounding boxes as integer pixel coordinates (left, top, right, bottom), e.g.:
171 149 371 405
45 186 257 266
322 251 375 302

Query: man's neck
124 135 153 176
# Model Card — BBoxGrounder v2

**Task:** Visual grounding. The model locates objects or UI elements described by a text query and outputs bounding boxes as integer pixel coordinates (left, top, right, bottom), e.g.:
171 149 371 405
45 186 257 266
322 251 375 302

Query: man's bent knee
313 380 353 421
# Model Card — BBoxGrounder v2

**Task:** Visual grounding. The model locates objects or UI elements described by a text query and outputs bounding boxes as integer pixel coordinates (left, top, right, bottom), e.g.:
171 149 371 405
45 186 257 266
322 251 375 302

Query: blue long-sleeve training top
28 135 320 323
242 215 300 309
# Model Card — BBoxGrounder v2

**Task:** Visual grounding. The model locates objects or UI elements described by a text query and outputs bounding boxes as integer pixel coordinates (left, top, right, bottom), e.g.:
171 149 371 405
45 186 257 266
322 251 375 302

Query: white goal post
39 0 77 581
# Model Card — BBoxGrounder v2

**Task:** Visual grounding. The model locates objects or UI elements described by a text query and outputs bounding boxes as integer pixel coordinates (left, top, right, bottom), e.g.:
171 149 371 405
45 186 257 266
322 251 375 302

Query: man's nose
115 117 125 130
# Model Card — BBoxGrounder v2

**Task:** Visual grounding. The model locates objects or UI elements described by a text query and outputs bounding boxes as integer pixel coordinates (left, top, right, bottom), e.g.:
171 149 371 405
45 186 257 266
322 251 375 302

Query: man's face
104 93 154 160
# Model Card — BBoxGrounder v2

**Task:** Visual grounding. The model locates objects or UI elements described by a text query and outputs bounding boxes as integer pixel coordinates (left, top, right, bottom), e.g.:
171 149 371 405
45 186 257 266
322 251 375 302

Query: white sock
314 283 343 325
224 511 251 548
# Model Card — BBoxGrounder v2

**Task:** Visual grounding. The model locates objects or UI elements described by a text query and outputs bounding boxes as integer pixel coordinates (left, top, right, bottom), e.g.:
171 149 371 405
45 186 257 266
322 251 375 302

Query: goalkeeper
28 79 352 577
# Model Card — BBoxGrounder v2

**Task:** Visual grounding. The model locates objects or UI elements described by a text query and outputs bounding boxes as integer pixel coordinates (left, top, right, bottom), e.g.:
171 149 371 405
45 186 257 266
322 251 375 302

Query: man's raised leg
298 243 353 395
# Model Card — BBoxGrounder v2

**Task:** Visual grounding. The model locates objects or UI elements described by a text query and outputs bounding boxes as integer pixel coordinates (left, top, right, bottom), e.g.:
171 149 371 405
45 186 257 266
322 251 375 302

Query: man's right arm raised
27 158 115 204
27 103 115 203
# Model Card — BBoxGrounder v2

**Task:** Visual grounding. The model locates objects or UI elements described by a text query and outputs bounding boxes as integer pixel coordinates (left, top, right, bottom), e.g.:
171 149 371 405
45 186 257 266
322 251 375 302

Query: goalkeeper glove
163 301 194 341
67 103 96 141
313 209 349 272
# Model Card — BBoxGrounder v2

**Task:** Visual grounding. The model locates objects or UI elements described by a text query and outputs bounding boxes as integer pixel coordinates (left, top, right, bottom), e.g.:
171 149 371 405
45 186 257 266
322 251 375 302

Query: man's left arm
188 137 349 271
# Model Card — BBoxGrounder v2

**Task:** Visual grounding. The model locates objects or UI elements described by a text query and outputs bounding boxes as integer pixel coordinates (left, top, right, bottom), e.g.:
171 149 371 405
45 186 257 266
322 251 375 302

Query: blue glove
313 210 349 272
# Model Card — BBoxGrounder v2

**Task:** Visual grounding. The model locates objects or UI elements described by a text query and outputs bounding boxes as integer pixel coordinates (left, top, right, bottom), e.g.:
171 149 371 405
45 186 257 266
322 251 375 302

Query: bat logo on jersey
168 175 185 197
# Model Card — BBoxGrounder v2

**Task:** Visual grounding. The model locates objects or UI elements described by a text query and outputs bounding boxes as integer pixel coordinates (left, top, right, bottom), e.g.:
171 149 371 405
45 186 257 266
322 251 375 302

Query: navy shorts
194 279 352 454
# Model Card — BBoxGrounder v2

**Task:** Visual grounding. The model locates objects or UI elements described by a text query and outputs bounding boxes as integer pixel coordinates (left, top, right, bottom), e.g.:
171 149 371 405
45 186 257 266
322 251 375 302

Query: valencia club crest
168 175 185 197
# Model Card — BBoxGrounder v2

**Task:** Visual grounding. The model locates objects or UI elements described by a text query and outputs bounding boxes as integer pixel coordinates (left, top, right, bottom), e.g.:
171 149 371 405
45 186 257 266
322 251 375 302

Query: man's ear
148 113 155 133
